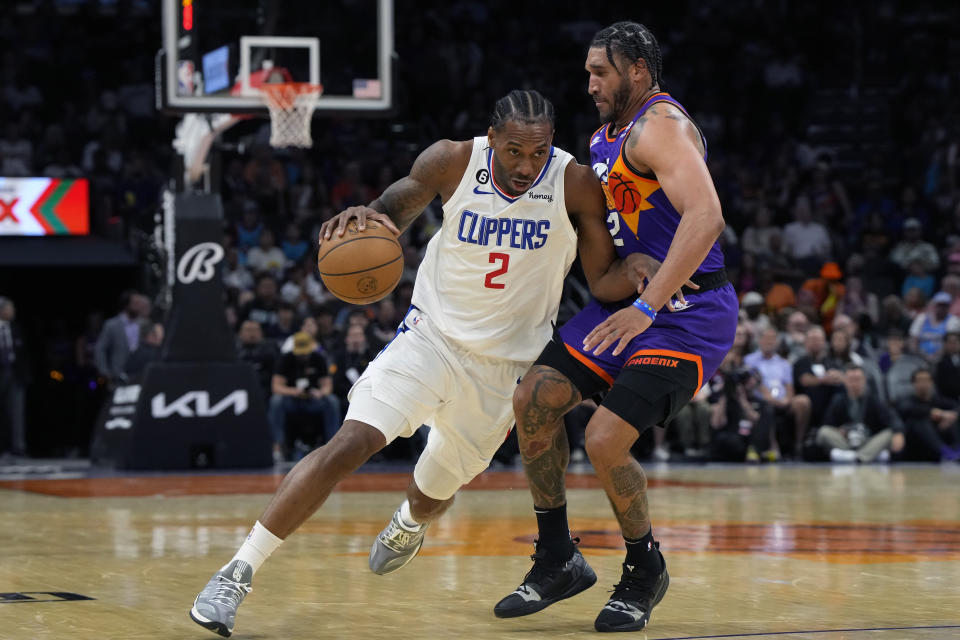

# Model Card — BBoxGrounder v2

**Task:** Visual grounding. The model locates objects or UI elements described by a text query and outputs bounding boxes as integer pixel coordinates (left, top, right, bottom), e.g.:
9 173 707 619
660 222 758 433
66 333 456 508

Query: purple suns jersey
553 92 738 391
589 92 725 276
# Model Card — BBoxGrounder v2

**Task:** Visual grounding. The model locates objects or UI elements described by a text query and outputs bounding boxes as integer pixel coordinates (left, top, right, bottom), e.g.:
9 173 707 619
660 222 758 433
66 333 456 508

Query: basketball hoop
259 82 323 148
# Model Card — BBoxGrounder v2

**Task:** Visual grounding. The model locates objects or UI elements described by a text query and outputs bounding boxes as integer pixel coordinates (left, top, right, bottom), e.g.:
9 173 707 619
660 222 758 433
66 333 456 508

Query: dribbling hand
318 206 400 247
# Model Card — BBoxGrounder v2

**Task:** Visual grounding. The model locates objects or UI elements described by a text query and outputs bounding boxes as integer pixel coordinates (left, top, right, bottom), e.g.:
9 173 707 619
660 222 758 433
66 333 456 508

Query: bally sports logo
177 242 224 284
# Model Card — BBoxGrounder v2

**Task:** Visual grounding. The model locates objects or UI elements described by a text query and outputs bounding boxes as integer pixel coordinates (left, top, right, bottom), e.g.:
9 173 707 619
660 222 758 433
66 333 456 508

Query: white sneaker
653 446 670 462
369 507 428 575
877 449 891 463
190 560 253 637
829 448 858 463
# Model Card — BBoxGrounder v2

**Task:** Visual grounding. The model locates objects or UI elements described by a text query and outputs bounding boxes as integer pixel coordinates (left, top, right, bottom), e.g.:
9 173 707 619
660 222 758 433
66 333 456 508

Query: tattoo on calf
523 423 570 509
607 463 651 538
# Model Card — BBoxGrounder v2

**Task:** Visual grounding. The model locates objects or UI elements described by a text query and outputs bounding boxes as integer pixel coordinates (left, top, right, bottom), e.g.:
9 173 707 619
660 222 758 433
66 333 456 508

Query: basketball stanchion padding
317 219 404 304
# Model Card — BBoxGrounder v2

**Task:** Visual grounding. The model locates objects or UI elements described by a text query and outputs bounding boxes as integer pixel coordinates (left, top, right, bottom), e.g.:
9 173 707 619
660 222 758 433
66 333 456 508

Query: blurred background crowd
1 0 959 465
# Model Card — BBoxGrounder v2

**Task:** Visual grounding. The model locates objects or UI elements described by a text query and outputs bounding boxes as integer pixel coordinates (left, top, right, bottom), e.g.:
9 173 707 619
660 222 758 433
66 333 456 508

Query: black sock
624 528 661 573
535 504 574 560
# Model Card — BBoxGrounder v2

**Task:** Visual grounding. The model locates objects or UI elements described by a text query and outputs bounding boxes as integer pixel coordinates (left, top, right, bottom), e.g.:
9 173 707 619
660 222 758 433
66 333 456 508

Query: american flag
352 79 382 99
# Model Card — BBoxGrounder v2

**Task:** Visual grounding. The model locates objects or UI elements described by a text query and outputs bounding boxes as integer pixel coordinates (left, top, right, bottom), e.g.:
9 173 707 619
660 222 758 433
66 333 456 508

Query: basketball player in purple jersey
496 22 738 632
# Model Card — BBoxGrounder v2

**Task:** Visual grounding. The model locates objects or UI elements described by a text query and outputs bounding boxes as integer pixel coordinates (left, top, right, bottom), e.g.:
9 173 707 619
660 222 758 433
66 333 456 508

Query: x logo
0 198 19 223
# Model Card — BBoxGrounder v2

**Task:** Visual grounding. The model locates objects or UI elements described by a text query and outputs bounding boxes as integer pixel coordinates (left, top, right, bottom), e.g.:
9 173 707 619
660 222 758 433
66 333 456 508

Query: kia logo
177 242 224 284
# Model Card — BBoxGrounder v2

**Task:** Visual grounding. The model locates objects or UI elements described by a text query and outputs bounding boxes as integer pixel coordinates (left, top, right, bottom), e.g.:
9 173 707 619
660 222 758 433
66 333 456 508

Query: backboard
158 0 393 115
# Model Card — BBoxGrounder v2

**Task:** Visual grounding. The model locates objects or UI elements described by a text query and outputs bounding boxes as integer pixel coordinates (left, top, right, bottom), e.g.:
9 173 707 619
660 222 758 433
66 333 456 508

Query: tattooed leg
513 365 581 509
584 406 650 539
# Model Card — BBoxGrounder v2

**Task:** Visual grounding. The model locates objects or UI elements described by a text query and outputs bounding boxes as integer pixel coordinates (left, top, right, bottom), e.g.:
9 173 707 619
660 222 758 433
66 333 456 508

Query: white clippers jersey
411 136 578 361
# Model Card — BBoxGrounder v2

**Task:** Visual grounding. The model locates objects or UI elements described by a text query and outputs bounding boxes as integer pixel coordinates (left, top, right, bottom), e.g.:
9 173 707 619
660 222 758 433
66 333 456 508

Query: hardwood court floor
2 463 959 640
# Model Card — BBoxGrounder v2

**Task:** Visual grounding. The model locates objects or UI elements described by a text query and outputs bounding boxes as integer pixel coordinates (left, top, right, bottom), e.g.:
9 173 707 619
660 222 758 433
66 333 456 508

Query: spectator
370 299 400 347
0 123 33 175
237 320 277 398
273 303 299 344
801 261 845 333
280 316 321 355
946 251 960 278
940 274 960 318
896 369 960 462
909 291 960 361
876 294 913 336
900 259 936 300
780 311 811 363
314 305 339 354
280 263 329 313
0 297 28 457
223 247 254 294
280 223 309 265
268 332 340 463
903 287 929 318
816 365 903 463
740 205 782 258
729 322 752 365
881 330 927 403
793 326 844 435
239 275 281 338
890 217 939 273
671 388 712 459
247 229 287 278
123 321 164 378
739 291 771 339
839 276 879 326
744 327 811 457
707 357 776 463
782 195 831 270
235 208 264 252
332 323 379 402
94 291 150 386
934 332 960 401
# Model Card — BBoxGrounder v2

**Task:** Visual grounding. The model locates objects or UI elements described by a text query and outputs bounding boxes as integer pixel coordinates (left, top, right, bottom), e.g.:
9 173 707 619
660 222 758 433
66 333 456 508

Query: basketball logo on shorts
177 242 224 284
357 276 378 294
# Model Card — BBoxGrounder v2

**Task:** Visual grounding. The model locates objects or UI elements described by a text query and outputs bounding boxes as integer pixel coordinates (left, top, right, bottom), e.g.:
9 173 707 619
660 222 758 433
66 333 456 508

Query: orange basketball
317 219 404 304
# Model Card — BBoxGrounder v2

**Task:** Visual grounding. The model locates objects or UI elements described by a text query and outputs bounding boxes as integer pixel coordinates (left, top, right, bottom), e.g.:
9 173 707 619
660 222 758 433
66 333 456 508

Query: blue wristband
632 298 657 321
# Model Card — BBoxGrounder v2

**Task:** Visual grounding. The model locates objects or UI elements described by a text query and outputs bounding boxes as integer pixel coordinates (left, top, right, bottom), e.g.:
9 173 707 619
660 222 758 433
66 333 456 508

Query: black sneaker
494 538 597 618
594 545 669 632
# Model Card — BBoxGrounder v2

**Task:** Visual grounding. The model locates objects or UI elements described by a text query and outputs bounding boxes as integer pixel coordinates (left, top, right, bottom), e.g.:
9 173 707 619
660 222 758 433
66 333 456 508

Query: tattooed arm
320 139 471 241
619 102 723 311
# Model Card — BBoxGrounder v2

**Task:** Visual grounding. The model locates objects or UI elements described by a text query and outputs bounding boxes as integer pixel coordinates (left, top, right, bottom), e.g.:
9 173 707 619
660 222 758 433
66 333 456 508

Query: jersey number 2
606 211 625 247
484 252 510 289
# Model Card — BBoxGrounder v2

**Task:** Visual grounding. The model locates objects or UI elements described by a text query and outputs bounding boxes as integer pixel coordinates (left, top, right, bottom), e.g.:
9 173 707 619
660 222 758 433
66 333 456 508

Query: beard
599 77 633 124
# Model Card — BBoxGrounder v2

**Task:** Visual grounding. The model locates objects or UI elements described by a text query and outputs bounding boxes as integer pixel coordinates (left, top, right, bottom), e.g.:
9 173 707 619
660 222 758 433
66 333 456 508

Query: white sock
398 500 422 531
225 521 284 575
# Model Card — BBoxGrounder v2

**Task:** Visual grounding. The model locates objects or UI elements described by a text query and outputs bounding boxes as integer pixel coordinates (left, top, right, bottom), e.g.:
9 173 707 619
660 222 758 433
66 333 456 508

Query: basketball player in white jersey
189 90 652 637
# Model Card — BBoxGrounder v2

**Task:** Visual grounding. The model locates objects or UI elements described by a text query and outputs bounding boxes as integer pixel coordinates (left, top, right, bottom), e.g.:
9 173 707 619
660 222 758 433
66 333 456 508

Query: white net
261 83 323 148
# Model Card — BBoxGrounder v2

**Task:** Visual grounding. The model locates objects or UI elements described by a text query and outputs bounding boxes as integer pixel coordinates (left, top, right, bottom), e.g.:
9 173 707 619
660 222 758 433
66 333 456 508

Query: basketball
317 219 404 304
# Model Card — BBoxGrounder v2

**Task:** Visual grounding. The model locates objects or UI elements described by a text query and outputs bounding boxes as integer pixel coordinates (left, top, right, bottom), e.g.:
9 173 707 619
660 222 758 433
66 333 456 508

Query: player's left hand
624 253 698 312
583 305 654 356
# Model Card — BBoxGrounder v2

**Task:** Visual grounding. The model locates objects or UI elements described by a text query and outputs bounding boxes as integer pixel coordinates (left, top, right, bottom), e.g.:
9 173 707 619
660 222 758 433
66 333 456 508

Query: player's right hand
318 206 401 246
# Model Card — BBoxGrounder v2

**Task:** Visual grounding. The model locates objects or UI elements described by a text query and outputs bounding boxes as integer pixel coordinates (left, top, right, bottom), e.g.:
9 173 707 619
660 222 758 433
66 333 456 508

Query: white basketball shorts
345 307 531 500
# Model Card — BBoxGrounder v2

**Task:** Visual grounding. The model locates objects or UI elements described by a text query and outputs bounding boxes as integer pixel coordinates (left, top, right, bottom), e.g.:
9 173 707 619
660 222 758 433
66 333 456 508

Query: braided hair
490 89 556 132
590 22 662 88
